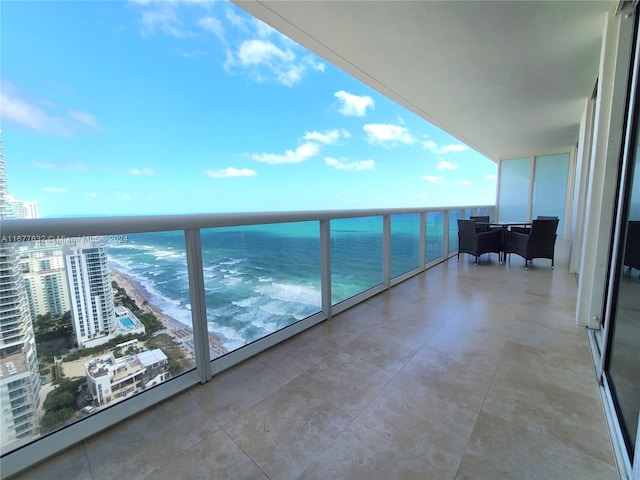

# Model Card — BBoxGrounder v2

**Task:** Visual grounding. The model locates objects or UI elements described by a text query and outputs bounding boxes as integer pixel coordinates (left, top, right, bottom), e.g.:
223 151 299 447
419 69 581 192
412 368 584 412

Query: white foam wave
207 322 247 351
233 296 261 308
219 259 244 266
254 282 321 307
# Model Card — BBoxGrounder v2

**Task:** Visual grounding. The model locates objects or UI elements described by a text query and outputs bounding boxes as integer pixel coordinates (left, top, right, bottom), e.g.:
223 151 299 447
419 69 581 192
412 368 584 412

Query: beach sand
110 267 227 359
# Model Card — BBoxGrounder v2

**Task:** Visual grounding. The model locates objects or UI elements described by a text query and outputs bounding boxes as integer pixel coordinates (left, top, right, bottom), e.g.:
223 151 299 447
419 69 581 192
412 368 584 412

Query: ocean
108 215 447 352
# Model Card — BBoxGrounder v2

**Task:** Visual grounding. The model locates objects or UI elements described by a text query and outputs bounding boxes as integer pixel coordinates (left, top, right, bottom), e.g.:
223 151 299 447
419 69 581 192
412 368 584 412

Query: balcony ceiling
233 1 617 162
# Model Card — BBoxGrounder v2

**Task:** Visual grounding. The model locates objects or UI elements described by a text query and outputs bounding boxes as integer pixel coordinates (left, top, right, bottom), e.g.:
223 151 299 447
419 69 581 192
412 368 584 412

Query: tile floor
11 245 620 479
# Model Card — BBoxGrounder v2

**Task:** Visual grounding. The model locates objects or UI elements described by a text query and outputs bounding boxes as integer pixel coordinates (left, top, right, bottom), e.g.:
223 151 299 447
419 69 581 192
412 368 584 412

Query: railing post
320 220 332 319
184 228 212 383
419 212 426 270
383 215 391 289
443 210 450 256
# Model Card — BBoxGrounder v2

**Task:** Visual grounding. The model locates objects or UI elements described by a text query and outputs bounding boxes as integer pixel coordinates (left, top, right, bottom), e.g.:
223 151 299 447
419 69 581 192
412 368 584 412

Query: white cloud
253 18 276 38
303 129 350 145
224 38 324 87
225 7 246 29
198 16 224 42
235 39 294 66
139 3 192 38
33 161 89 171
437 160 459 171
334 91 374 117
129 168 155 176
204 167 257 178
306 57 326 72
67 110 99 130
251 142 320 165
422 139 469 155
1 81 100 137
131 2 324 87
180 49 207 58
325 157 375 171
42 187 68 193
422 175 447 184
456 180 472 185
485 174 497 180
363 123 414 145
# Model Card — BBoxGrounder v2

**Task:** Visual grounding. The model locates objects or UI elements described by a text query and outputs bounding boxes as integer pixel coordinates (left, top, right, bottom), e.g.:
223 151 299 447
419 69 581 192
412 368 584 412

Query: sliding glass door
602 6 640 476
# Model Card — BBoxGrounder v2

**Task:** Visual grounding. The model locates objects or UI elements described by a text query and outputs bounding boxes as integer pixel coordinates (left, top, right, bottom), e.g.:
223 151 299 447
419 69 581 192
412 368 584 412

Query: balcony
7 239 618 479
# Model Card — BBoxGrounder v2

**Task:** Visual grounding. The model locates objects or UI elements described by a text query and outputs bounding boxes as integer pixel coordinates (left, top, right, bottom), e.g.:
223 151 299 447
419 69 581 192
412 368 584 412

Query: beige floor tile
299 420 453 480
508 319 591 360
84 392 218 479
402 346 495 411
456 411 618 480
189 358 289 426
496 341 600 400
482 366 616 464
255 325 338 380
342 328 423 373
223 383 352 480
145 429 268 480
288 351 395 417
358 371 478 476
9 444 92 480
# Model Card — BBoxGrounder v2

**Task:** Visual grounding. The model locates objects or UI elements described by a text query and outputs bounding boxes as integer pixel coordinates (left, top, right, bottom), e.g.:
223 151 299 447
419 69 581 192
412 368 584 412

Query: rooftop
12 242 618 479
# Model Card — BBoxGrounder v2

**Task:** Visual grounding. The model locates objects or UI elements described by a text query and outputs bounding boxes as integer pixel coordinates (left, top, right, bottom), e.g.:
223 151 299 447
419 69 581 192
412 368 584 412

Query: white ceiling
233 1 616 162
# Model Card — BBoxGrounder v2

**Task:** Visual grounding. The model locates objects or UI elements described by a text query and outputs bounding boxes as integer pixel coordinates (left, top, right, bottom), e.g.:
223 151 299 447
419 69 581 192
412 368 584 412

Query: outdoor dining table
476 221 532 263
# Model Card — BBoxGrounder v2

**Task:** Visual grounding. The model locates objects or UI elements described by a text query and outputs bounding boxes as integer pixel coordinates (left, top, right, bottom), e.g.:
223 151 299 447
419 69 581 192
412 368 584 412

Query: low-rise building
85 348 170 406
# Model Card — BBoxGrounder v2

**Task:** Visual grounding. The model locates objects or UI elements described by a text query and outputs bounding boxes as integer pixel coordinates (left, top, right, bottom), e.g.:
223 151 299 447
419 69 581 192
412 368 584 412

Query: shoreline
109 267 227 359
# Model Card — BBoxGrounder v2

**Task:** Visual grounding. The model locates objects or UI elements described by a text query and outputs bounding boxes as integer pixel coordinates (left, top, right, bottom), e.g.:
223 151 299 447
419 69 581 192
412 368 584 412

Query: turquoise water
108 216 446 352
119 317 134 328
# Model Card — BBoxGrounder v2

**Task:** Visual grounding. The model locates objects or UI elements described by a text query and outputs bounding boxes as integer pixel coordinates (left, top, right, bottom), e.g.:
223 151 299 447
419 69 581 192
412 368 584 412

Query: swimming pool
119 317 135 328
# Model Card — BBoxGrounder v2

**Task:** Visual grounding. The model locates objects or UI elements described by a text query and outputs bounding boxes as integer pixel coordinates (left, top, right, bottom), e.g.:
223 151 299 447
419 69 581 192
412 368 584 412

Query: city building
0 144 41 451
19 244 70 320
4 195 38 221
64 244 116 349
85 348 169 407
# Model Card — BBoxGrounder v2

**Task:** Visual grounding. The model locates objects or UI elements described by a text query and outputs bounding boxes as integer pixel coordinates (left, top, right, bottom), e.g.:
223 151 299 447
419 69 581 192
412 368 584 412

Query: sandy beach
110 267 227 359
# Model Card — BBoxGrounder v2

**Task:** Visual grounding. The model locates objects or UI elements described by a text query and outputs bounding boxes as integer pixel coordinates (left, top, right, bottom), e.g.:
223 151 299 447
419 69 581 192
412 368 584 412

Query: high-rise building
65 244 116 348
5 195 39 220
0 141 41 449
19 244 71 320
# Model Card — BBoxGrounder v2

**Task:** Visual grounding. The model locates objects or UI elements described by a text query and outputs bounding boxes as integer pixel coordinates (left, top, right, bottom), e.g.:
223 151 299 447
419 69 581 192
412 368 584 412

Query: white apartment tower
0 141 41 450
20 244 71 320
5 195 39 220
65 244 116 348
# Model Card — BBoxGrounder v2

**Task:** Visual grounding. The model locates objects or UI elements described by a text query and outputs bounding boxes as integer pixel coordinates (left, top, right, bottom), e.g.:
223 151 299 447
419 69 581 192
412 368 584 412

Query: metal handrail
0 205 494 238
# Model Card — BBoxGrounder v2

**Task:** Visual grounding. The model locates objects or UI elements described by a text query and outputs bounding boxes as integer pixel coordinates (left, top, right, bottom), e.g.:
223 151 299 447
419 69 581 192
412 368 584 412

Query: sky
1 1 497 218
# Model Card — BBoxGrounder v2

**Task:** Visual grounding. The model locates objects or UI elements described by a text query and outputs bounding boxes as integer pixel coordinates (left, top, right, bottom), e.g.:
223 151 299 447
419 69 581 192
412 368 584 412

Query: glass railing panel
331 216 383 304
391 213 420 278
464 208 473 219
2 232 193 455
426 211 445 263
448 210 461 253
200 222 321 353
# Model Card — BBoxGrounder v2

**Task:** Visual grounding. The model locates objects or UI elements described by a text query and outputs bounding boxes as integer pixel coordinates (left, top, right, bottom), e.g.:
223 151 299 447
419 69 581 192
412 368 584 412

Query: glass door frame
599 5 640 479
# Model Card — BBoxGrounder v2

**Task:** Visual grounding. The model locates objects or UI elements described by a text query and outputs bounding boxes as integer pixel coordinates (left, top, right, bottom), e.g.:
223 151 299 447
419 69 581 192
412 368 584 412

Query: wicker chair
504 218 559 269
511 215 558 234
470 215 490 232
457 219 503 264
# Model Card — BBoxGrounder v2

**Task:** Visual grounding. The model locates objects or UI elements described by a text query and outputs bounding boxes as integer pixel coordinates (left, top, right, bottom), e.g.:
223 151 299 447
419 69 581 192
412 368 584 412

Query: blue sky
1 1 497 218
